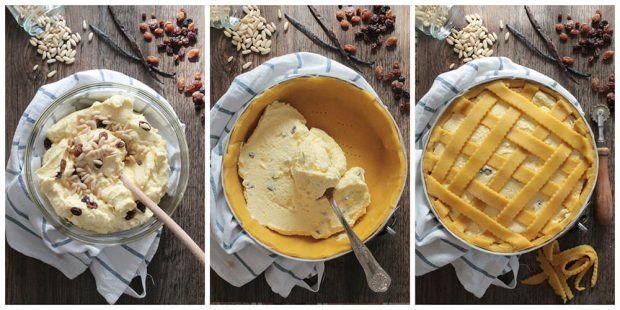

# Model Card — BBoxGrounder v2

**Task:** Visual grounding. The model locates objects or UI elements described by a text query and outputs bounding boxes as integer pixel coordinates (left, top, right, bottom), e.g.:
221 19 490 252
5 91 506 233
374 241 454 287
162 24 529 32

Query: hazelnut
351 16 361 25
139 22 148 32
554 23 564 32
569 29 580 36
154 28 164 37
559 33 568 42
164 22 174 34
146 55 159 66
561 56 575 65
176 10 186 23
580 24 591 34
361 10 372 23
374 65 384 80
340 20 351 30
385 36 398 48
343 44 357 54
194 72 202 81
187 48 200 61
602 50 614 61
335 10 345 21
592 10 602 23
177 77 185 92
143 32 153 41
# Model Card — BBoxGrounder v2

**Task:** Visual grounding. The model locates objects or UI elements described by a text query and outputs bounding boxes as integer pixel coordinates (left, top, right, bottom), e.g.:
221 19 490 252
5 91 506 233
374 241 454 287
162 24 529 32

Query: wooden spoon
120 174 205 265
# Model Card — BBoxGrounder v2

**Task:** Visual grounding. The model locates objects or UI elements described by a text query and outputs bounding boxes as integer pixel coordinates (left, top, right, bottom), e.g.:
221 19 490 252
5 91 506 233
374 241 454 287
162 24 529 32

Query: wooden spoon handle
120 174 205 265
595 147 613 225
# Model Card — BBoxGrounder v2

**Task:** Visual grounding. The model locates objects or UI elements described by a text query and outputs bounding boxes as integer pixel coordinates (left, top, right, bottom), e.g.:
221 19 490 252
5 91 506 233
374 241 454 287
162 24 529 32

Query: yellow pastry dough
522 240 598 303
422 79 596 252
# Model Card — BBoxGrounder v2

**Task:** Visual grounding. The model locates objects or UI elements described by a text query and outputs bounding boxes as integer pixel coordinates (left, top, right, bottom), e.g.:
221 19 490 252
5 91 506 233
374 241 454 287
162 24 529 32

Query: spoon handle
120 174 205 265
329 196 391 292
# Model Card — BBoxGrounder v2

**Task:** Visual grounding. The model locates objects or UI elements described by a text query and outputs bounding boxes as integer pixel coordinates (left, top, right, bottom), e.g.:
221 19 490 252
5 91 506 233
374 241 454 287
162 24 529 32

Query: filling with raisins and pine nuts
238 101 371 239
36 95 169 233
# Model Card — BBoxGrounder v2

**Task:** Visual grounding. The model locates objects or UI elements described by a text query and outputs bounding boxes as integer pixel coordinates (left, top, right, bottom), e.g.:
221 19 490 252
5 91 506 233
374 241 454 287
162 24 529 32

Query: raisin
44 137 52 149
70 207 82 216
136 201 146 213
125 210 136 220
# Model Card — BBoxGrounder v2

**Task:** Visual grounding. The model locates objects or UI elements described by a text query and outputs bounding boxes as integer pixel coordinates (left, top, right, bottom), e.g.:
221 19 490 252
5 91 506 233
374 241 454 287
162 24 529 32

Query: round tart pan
222 75 408 261
420 76 598 256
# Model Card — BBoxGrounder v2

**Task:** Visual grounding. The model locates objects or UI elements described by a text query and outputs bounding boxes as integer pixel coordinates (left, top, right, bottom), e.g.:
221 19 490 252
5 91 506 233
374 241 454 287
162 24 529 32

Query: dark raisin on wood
44 138 52 149
136 201 146 213
70 207 82 216
125 210 137 220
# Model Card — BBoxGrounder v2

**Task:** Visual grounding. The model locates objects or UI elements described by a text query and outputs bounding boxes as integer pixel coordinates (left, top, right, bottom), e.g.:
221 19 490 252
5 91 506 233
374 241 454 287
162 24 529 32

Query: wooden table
5 5 204 304
210 5 410 304
415 5 614 304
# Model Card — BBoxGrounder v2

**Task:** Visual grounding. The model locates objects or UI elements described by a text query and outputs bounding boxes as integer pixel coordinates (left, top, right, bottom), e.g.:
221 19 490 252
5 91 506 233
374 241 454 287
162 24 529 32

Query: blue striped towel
210 52 380 297
5 69 181 304
414 57 584 298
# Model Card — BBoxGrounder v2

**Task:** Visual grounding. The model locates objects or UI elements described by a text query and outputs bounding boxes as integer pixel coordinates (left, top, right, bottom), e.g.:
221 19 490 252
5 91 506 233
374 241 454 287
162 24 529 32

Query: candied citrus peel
522 240 598 303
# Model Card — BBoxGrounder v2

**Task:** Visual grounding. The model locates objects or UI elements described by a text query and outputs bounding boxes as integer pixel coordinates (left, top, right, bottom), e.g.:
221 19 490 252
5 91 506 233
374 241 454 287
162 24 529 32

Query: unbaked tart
422 79 597 253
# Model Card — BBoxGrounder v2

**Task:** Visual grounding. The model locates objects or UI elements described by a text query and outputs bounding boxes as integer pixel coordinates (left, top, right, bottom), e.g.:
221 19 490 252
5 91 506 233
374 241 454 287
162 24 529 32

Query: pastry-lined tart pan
222 75 408 261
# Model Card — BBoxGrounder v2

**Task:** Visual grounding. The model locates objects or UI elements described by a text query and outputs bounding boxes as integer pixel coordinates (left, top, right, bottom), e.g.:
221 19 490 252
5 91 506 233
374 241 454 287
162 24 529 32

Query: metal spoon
322 188 391 292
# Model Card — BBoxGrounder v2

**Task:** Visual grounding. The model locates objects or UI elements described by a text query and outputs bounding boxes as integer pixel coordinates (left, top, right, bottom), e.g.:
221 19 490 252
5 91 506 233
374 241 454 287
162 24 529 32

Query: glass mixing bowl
23 82 189 245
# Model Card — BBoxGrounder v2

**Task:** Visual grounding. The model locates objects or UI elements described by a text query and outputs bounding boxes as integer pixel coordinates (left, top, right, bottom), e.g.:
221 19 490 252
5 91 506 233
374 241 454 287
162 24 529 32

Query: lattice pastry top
422 79 597 253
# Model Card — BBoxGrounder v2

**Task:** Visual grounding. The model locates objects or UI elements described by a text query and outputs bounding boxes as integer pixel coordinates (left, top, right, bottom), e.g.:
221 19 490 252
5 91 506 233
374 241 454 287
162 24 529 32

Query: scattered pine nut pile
445 13 498 67
28 12 84 78
223 5 286 71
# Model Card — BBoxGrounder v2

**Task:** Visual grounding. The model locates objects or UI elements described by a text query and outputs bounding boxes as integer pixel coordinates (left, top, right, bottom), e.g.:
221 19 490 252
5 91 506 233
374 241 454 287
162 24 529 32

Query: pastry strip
487 81 593 162
496 144 571 226
448 108 521 195
523 162 587 239
426 176 531 248
431 95 496 181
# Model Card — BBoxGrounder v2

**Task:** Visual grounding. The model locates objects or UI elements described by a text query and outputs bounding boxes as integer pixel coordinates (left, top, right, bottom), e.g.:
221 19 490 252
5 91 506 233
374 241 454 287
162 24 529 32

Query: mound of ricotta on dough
238 101 371 239
36 95 169 233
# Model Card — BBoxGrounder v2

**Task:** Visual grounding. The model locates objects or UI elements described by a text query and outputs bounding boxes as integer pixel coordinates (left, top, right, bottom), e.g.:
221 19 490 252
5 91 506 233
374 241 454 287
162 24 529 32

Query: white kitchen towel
210 52 380 297
5 69 181 304
414 57 584 298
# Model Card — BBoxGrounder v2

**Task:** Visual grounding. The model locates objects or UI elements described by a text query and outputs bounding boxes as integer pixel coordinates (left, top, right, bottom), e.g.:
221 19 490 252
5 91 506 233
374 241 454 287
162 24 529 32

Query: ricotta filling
36 95 169 233
238 101 371 239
